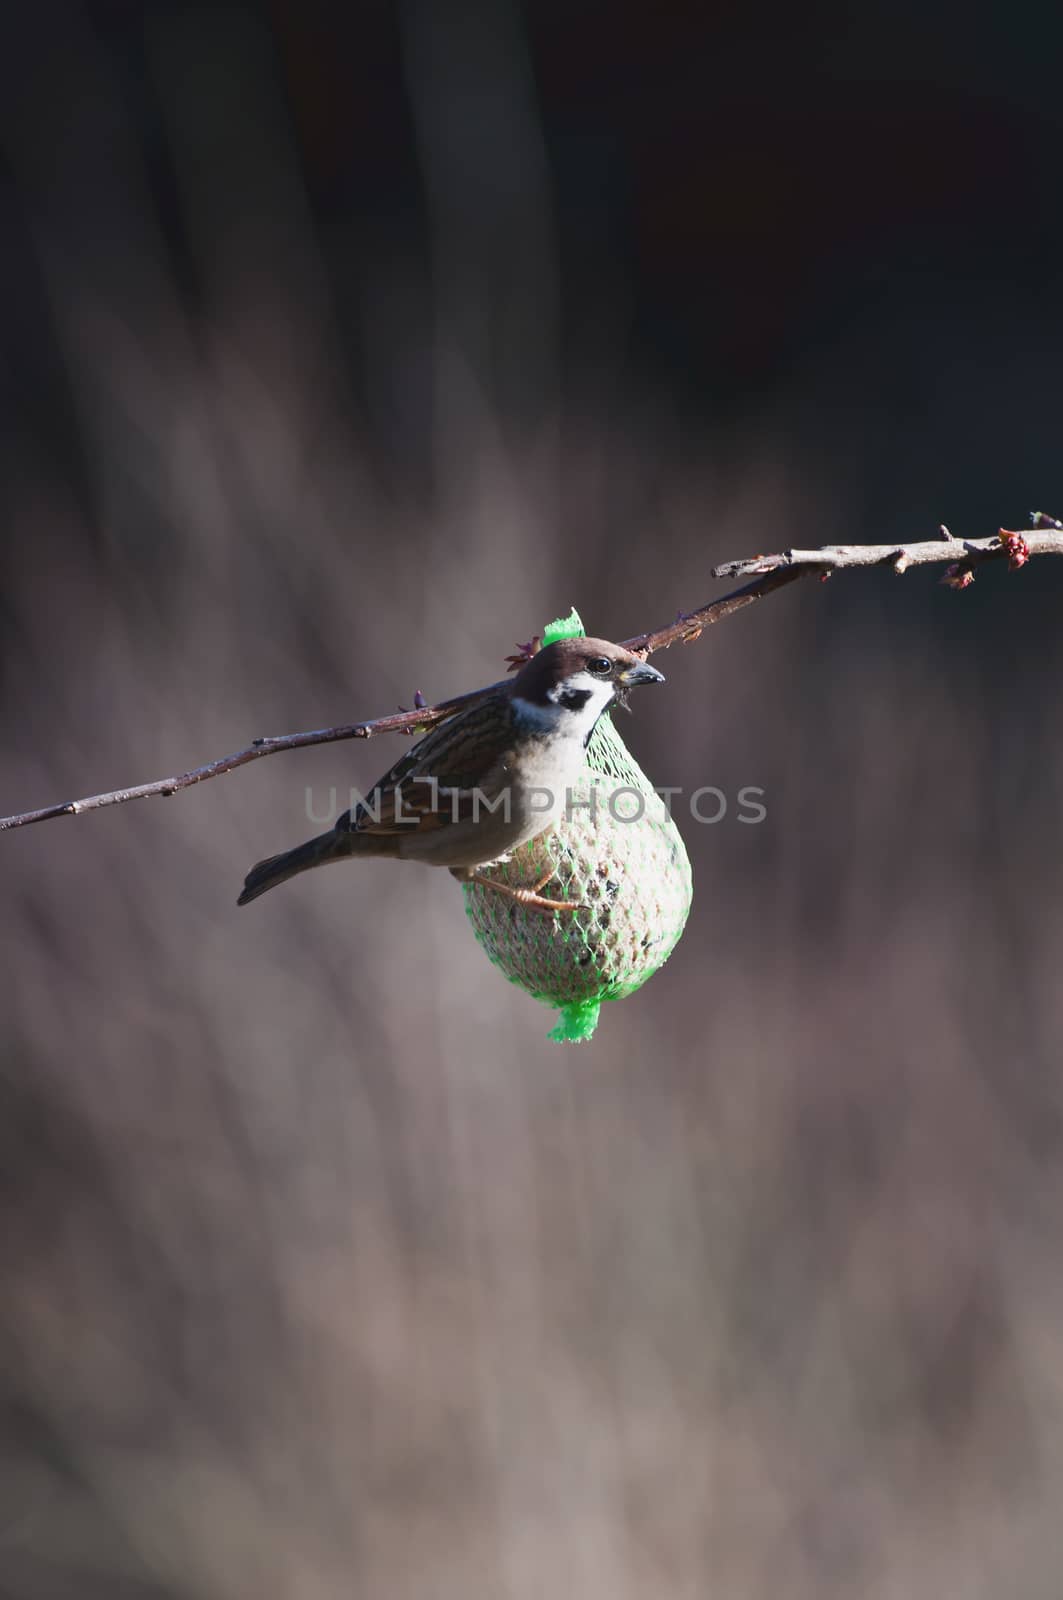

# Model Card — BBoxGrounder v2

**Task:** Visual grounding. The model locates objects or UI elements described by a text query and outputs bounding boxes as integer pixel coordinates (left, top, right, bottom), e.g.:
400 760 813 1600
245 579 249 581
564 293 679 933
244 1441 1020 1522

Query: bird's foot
472 863 580 914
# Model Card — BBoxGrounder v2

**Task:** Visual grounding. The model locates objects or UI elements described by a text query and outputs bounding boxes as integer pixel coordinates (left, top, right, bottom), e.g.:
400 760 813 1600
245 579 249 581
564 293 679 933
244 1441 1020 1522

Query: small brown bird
237 638 664 910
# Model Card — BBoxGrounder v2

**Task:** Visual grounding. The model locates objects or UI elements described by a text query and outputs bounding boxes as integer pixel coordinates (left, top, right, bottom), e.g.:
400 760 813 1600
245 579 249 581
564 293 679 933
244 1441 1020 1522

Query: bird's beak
618 660 665 687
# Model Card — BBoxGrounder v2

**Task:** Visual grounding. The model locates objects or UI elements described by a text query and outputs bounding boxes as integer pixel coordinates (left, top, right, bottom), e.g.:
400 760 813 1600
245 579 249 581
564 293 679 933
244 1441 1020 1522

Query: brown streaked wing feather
340 691 517 840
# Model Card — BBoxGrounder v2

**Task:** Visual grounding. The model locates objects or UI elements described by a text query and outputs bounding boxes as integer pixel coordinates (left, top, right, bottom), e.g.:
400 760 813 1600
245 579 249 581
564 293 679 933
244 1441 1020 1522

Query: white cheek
513 673 615 737
566 672 616 719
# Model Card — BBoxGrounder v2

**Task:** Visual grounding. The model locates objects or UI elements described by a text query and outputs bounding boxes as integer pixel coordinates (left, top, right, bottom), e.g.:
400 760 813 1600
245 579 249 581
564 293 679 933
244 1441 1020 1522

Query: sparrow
237 638 664 910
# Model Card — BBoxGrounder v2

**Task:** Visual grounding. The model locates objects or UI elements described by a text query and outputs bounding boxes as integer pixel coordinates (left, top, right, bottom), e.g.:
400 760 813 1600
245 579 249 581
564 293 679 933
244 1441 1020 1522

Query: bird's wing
337 693 516 839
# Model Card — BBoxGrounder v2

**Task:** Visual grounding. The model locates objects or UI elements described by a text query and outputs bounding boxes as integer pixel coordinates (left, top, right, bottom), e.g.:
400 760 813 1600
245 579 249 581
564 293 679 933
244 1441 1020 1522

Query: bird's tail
237 829 352 906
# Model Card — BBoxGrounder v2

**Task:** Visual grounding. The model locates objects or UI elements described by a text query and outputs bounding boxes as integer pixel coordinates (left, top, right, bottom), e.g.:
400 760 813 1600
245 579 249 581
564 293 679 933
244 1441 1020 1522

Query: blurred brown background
3 3 1063 1596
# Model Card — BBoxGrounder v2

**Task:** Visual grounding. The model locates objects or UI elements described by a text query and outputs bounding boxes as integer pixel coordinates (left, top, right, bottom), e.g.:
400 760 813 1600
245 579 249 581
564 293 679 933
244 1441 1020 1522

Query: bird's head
510 637 664 736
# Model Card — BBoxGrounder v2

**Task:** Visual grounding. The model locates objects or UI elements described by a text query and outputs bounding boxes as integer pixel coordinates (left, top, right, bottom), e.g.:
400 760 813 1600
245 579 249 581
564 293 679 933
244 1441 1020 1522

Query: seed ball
462 716 693 1013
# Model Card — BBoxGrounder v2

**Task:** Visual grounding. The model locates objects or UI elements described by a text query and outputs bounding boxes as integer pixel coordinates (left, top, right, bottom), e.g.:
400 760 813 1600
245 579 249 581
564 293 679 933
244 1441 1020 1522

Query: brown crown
512 638 648 703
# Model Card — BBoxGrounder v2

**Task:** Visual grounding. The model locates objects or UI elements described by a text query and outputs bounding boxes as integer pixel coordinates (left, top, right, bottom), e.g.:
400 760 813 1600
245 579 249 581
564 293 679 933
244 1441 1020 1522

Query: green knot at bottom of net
549 1000 602 1043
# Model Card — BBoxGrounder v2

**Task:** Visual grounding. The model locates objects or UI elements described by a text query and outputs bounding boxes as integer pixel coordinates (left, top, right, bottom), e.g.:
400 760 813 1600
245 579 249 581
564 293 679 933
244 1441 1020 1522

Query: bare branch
621 566 813 655
713 520 1063 582
0 686 506 832
0 569 815 831
3 515 1058 831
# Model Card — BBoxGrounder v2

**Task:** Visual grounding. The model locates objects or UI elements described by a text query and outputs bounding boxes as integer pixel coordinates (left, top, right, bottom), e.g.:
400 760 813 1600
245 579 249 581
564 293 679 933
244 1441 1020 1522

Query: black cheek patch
558 688 593 711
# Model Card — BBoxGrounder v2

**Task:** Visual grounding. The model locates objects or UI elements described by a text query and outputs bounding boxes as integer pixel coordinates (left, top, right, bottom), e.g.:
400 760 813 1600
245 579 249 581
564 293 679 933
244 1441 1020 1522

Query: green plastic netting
462 609 693 1041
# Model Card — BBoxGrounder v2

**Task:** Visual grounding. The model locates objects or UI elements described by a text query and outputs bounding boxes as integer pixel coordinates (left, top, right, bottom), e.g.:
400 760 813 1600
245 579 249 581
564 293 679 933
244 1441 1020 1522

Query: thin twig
3 517 1058 831
0 685 504 831
622 565 812 653
0 568 812 831
714 519 1063 583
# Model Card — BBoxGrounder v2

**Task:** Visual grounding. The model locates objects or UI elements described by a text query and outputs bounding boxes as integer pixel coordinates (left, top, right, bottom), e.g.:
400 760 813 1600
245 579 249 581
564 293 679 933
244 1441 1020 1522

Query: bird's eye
587 656 613 677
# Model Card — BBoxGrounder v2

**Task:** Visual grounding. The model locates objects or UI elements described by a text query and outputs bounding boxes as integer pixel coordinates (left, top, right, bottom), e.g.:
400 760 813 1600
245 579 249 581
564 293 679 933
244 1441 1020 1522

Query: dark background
3 4 1063 1597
